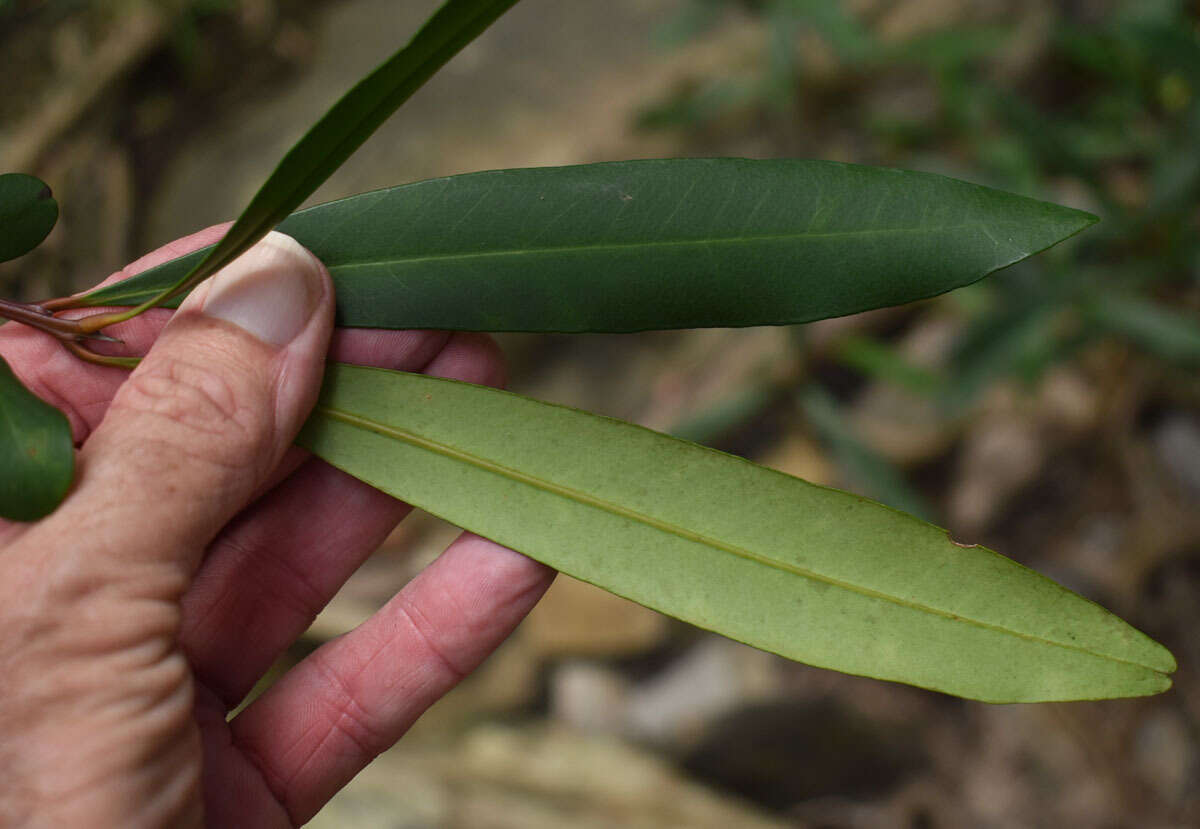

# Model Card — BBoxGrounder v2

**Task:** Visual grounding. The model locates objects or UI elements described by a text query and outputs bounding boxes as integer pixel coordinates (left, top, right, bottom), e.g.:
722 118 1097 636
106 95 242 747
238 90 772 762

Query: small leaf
299 364 1174 703
128 0 521 311
0 173 58 263
81 160 1098 332
0 356 74 521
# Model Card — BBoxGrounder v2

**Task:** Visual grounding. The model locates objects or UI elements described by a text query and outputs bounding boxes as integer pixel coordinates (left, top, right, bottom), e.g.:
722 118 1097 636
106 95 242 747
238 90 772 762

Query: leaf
0 173 58 263
299 363 1175 703
104 0 521 315
0 356 74 522
1086 294 1200 365
80 159 1098 332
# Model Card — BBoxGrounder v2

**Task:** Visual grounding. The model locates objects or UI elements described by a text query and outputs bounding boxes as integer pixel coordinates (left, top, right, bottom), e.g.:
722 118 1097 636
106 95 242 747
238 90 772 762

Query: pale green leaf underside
82 159 1097 332
300 364 1174 703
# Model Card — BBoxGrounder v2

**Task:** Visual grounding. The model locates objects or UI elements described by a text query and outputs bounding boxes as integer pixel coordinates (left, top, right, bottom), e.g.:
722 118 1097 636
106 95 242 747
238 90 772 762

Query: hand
0 228 555 827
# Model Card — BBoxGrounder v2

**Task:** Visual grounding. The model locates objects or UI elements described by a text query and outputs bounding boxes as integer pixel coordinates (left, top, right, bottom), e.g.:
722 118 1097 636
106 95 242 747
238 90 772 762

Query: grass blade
1086 294 1200 364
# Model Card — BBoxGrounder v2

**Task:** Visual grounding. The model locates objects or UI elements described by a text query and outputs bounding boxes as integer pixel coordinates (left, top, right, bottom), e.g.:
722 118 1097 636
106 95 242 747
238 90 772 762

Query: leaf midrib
326 222 1011 269
316 401 1158 673
87 222 1013 304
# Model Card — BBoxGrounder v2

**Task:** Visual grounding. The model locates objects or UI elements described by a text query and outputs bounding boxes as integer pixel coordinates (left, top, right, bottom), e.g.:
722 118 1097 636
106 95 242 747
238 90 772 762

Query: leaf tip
1151 642 1178 677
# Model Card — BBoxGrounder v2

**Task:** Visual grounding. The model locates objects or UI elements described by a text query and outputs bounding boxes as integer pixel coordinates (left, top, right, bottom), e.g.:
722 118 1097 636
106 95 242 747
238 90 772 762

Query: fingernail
200 231 325 346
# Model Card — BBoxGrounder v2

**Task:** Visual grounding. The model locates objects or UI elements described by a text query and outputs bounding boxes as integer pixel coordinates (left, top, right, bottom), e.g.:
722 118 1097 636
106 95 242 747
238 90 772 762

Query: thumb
57 231 333 573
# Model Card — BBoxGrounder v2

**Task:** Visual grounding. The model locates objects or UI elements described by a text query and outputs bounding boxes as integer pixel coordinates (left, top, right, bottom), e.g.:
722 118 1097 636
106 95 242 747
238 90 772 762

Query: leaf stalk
0 298 135 368
0 297 90 341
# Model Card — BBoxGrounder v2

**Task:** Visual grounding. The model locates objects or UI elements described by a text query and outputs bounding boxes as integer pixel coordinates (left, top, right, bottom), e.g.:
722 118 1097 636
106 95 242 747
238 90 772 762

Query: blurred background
3 0 1199 826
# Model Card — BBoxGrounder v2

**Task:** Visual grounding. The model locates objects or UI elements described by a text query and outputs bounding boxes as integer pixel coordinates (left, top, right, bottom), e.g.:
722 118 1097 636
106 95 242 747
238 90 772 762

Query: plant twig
0 298 123 343
0 298 85 340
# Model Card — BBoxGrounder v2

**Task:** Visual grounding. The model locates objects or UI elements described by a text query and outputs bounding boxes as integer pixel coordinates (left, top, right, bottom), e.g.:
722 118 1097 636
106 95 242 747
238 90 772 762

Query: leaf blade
126 0 520 308
0 357 74 522
81 160 1097 332
299 364 1173 703
0 173 58 263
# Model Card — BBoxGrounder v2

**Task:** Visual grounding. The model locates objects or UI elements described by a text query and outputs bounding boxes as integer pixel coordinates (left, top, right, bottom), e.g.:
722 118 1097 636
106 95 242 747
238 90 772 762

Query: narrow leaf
0 357 74 521
81 160 1097 332
835 334 946 397
123 0 520 311
1086 294 1200 364
0 173 58 263
300 364 1174 703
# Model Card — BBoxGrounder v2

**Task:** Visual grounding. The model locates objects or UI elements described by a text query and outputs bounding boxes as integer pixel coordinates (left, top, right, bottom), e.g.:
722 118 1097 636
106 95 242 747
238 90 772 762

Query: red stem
0 298 89 341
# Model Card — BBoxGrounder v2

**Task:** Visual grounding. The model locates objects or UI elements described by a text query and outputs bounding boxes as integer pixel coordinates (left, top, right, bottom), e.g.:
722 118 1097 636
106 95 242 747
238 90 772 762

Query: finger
229 533 554 824
180 332 506 707
33 231 333 581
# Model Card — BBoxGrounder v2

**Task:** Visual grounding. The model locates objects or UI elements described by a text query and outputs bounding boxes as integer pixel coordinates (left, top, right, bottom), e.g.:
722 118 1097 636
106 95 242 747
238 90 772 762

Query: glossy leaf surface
300 364 1174 702
0 173 58 263
0 357 74 522
127 0 520 308
83 160 1096 332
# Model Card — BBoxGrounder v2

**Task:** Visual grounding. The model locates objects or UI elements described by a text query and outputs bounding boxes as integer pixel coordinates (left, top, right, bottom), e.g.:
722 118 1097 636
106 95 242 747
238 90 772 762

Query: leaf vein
328 222 1000 270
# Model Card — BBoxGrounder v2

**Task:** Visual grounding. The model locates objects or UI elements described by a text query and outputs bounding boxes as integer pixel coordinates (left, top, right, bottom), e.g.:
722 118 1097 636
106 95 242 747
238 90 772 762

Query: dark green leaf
81 159 1098 332
0 173 58 263
128 0 521 310
0 356 74 521
300 363 1174 703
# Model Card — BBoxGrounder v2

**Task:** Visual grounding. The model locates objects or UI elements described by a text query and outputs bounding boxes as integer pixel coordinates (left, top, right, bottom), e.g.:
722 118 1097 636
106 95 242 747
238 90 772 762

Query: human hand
0 228 555 827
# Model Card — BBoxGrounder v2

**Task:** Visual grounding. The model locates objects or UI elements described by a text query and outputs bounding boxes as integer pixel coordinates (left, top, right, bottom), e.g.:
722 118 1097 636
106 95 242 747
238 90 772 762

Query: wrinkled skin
0 227 554 827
